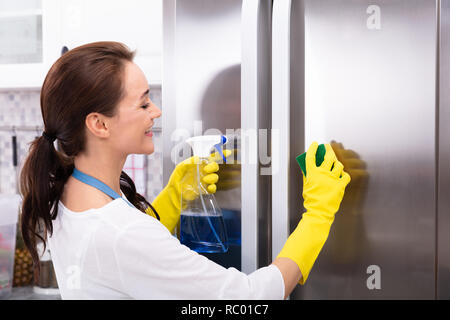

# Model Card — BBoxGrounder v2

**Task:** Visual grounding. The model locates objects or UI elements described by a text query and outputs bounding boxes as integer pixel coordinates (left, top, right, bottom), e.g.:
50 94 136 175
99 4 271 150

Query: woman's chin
144 145 155 155
130 140 155 155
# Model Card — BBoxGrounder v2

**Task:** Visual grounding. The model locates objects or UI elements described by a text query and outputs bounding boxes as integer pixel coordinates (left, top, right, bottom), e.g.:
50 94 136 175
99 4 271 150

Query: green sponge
296 144 326 177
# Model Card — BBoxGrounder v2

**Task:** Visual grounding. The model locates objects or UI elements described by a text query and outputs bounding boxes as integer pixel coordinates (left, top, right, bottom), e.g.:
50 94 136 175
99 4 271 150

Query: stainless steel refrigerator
163 0 450 299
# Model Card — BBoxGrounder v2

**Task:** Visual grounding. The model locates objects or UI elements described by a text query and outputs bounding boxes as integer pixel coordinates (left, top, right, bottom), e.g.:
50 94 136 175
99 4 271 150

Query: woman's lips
145 130 153 137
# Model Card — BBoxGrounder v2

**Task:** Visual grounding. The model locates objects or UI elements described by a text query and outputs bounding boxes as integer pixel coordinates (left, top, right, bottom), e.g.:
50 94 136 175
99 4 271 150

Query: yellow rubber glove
277 142 351 284
148 150 232 234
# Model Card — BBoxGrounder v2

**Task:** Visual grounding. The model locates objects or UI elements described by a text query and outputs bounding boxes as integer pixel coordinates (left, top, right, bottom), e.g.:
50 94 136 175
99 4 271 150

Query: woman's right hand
274 142 351 297
302 142 351 220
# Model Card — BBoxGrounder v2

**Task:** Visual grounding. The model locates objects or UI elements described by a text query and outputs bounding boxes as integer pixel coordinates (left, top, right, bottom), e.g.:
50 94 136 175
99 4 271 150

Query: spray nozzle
186 135 228 163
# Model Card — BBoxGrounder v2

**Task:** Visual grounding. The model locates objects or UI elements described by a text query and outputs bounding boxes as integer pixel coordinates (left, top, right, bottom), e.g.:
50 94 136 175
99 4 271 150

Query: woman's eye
141 103 150 109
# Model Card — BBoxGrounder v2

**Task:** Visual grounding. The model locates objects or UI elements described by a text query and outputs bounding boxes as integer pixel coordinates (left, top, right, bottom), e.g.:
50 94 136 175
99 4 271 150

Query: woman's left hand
174 150 232 200
149 149 232 233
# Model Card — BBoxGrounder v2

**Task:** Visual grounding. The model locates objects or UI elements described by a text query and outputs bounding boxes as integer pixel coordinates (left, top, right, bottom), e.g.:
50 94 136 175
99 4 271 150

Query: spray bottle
180 135 229 253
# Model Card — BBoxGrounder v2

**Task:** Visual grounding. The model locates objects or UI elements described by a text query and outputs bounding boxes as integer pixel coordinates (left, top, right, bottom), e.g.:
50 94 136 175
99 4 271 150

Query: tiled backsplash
0 87 164 201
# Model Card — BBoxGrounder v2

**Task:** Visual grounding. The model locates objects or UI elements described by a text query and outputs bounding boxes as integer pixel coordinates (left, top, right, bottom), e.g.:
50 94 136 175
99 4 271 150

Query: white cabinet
60 0 162 85
0 0 61 88
0 0 162 88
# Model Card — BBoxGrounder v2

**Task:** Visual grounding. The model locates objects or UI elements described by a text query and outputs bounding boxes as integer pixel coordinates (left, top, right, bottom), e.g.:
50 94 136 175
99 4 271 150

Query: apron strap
72 167 135 209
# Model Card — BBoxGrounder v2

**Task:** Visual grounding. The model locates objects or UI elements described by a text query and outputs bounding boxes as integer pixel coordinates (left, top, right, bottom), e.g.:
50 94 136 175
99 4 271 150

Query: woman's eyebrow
140 88 150 100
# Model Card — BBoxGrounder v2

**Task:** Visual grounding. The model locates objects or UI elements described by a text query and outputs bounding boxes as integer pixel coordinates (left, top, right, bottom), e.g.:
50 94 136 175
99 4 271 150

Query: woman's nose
151 104 162 119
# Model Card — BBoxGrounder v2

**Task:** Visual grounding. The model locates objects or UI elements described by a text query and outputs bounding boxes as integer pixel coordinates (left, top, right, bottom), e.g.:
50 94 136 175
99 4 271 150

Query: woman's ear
85 113 110 138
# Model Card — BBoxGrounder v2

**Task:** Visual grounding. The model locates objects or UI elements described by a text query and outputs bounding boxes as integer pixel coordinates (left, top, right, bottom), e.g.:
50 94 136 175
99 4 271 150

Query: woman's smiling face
109 61 161 156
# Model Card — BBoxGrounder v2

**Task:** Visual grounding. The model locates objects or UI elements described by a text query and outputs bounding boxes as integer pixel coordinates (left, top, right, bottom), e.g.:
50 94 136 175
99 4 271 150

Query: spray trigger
213 135 227 164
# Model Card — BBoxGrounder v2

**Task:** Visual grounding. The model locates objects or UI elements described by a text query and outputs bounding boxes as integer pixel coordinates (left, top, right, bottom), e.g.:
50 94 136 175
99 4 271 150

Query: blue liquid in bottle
180 213 229 253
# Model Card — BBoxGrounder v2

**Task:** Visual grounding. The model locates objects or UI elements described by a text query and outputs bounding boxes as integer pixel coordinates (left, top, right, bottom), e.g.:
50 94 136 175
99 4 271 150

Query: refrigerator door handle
241 0 260 274
241 0 272 273
271 0 292 261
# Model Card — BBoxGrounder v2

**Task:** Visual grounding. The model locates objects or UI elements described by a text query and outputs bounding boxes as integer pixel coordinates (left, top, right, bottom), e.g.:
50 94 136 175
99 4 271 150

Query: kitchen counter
6 286 61 300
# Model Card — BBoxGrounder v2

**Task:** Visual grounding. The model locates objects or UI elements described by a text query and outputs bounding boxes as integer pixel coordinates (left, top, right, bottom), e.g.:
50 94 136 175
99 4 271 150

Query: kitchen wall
0 86 164 201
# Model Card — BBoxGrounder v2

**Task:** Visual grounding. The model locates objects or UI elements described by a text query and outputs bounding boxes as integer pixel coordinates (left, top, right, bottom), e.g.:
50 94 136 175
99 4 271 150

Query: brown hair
19 41 155 280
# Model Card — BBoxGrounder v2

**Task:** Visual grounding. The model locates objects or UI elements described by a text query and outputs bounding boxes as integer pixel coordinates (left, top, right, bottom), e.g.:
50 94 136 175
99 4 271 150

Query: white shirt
47 194 285 300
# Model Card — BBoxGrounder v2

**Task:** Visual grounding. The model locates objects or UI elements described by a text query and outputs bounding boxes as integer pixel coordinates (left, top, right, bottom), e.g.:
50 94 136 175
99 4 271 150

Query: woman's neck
73 149 126 195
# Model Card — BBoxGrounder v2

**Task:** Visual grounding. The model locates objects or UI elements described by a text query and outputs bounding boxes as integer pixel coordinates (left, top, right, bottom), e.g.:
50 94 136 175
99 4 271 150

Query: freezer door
273 0 437 299
162 0 273 273
162 0 243 269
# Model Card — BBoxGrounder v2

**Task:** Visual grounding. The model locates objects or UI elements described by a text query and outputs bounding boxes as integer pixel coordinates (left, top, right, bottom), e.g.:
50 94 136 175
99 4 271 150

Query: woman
19 42 350 299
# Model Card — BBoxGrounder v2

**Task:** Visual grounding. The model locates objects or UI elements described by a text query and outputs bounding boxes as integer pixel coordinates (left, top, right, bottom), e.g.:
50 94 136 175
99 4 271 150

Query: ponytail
20 134 73 279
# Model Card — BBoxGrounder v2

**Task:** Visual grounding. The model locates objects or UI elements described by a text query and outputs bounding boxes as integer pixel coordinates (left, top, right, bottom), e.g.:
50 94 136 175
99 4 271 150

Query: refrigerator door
162 0 272 273
273 0 437 299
